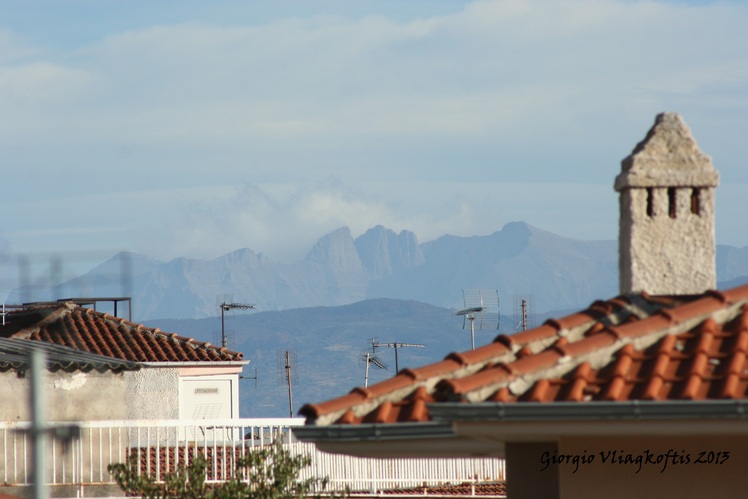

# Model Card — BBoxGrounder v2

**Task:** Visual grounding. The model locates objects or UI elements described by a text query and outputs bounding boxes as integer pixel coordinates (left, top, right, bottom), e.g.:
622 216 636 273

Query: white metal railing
1 419 505 496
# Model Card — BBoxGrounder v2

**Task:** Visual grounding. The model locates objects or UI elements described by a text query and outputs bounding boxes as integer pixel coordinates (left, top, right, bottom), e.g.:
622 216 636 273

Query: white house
0 301 248 422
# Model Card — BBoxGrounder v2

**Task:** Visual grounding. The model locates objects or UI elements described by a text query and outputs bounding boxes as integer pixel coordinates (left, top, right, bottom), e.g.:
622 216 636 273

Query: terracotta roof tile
402 398 429 422
496 324 559 351
401 359 461 380
300 284 748 426
337 409 359 425
450 341 514 365
437 363 513 398
380 481 506 497
0 302 242 363
0 337 140 373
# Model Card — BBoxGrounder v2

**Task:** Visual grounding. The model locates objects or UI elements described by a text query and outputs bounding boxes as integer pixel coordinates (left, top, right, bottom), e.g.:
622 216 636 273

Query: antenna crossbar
218 299 256 349
372 341 426 373
374 342 426 349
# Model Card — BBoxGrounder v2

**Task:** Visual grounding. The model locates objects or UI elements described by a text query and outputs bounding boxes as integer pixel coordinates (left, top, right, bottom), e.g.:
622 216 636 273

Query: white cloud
140 179 618 263
0 61 94 139
3 0 745 149
0 0 746 265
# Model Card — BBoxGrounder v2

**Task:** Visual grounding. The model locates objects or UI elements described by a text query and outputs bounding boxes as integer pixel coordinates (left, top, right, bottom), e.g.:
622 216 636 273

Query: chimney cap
615 112 718 191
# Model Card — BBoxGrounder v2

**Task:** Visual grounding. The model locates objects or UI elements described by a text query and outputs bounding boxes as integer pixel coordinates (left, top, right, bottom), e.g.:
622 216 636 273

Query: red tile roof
0 302 242 363
0 337 140 373
300 284 748 426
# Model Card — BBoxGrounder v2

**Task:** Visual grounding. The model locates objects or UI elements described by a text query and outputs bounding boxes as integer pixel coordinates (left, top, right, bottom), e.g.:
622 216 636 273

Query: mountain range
8 221 748 321
6 221 748 417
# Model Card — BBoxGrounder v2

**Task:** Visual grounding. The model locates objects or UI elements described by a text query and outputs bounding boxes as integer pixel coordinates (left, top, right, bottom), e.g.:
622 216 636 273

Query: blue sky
1 0 746 290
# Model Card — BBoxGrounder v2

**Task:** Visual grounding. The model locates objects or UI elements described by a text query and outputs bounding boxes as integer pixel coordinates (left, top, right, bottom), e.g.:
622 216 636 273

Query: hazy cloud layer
1 0 746 271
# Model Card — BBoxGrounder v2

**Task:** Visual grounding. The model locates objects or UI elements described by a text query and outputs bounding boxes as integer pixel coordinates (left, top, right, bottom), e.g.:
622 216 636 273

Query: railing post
369 458 376 495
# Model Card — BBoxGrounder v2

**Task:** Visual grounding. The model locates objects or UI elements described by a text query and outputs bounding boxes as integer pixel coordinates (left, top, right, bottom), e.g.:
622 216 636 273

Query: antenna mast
285 351 293 418
513 294 535 332
455 289 500 350
218 294 255 349
240 368 259 389
277 350 299 418
362 338 388 387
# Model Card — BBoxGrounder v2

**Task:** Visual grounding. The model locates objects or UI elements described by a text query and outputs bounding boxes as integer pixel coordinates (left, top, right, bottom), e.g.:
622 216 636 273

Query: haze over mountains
9 221 748 322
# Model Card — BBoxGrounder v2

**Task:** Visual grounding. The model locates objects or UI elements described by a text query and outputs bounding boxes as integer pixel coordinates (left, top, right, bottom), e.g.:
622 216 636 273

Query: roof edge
140 360 249 367
428 400 748 422
293 421 455 443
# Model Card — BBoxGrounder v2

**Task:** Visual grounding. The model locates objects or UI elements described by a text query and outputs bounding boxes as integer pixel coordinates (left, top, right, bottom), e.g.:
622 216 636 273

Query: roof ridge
79 307 243 358
10 302 76 340
455 290 748 403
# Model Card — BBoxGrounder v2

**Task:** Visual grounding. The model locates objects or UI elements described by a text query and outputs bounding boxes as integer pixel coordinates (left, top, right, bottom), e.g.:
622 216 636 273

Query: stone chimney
615 112 719 295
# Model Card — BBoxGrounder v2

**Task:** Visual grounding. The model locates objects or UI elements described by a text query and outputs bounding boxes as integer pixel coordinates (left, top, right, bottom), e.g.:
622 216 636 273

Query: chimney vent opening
646 188 654 217
691 188 701 216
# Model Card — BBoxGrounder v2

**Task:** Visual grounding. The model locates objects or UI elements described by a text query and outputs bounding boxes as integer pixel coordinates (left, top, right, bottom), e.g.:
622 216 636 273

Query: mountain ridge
7 221 748 321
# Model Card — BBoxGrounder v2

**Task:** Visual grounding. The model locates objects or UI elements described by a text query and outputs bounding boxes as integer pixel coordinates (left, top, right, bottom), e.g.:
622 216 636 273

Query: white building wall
1 364 244 422
124 367 180 419
0 369 129 421
178 366 242 420
179 377 236 419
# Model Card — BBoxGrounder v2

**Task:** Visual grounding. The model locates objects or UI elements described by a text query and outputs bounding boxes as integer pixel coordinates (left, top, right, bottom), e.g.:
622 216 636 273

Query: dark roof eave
291 422 505 458
0 338 141 373
427 400 748 422
294 400 748 458
293 421 455 443
139 360 249 367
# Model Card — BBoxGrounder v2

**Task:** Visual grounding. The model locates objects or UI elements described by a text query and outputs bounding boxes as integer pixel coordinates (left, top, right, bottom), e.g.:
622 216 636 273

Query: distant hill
147 298 518 418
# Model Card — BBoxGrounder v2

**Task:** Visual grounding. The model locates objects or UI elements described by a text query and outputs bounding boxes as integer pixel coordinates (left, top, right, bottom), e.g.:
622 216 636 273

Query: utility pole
285 351 293 418
364 352 370 388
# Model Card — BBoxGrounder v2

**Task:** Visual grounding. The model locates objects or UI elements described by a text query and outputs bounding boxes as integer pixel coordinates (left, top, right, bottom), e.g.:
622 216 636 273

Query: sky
1 0 746 293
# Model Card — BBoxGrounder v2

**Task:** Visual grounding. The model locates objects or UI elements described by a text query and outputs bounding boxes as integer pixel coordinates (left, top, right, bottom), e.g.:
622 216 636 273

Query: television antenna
240 368 259 389
513 294 535 332
217 293 255 349
455 289 500 350
372 339 425 373
361 338 388 387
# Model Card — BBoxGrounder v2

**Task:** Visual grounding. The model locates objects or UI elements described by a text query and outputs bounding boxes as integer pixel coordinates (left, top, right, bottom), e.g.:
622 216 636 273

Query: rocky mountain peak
305 226 364 272
354 226 424 278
